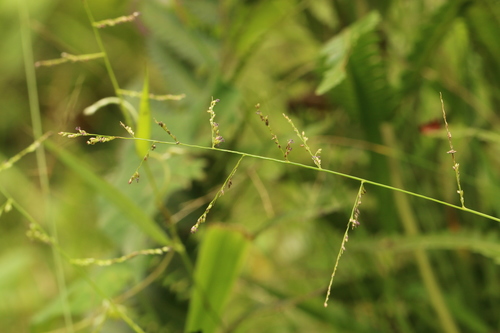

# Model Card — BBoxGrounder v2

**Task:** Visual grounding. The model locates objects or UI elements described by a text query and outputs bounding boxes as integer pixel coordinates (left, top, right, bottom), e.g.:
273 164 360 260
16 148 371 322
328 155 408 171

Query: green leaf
185 225 250 333
135 70 151 157
316 11 381 95
83 97 138 122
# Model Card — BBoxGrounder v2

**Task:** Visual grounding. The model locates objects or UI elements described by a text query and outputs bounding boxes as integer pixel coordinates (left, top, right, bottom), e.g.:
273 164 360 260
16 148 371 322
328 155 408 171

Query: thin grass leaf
83 97 138 122
135 70 151 157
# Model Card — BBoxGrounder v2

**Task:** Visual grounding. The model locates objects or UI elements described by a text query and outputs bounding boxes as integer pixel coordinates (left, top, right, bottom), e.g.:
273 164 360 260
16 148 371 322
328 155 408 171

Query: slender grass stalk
18 2 74 332
82 0 133 126
58 131 500 224
440 92 465 208
0 132 51 172
70 246 171 266
35 52 104 67
382 123 459 333
324 181 365 307
255 104 286 159
191 155 245 233
283 113 322 168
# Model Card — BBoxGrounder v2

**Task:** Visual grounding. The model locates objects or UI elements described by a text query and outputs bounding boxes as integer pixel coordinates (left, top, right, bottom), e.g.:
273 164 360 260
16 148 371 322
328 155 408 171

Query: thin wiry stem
19 1 74 331
56 131 500 224
82 0 133 126
191 155 245 233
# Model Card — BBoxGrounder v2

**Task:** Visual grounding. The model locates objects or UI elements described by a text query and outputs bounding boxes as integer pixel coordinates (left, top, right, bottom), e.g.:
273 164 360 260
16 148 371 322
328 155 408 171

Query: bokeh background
2 0 500 332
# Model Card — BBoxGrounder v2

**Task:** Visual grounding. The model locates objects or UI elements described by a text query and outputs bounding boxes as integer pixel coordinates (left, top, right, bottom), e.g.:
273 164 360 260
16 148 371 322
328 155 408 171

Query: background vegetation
2 0 500 332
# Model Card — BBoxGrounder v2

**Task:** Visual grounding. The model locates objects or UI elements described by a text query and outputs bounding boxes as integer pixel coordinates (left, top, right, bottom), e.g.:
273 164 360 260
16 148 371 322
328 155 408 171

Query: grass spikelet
93 12 140 28
35 52 104 67
207 98 224 148
155 119 180 144
70 246 171 266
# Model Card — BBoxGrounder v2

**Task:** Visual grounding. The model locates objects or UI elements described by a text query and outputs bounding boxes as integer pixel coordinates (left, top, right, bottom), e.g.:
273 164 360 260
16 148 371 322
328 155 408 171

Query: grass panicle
282 113 322 168
191 156 245 233
207 98 224 148
0 199 13 218
324 181 366 307
34 52 104 68
255 103 288 159
127 142 160 184
440 92 465 208
59 127 118 145
92 11 140 28
155 119 180 144
26 223 53 245
120 121 135 137
70 246 171 266
86 136 116 145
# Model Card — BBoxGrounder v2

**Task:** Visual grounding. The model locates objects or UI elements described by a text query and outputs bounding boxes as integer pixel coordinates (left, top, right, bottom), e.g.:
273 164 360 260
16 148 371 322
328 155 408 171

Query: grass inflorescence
34 52 104 68
191 155 245 233
440 92 465 208
207 98 224 148
324 181 366 307
283 113 322 168
255 103 288 160
13 3 500 332
70 246 171 266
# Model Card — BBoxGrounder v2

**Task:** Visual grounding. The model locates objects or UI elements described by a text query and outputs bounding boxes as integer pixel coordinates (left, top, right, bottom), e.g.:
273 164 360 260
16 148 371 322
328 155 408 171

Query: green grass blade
44 139 170 246
135 69 151 157
185 225 250 333
83 97 138 122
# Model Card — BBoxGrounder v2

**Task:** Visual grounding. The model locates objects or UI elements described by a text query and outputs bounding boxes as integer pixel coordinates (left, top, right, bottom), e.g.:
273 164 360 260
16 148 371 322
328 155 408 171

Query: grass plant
3 1 500 332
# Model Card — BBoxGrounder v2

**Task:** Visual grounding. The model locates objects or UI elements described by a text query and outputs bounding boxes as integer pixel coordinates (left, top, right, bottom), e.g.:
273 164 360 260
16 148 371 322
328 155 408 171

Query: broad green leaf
185 225 250 333
135 70 151 157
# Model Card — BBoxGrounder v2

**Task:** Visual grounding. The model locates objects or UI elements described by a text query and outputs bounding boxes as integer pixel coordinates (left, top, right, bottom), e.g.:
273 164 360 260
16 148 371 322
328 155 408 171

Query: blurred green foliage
2 0 500 332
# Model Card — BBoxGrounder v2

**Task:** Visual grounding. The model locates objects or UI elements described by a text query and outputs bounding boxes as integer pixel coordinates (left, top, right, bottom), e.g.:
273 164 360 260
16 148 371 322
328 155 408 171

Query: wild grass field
2 1 500 332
